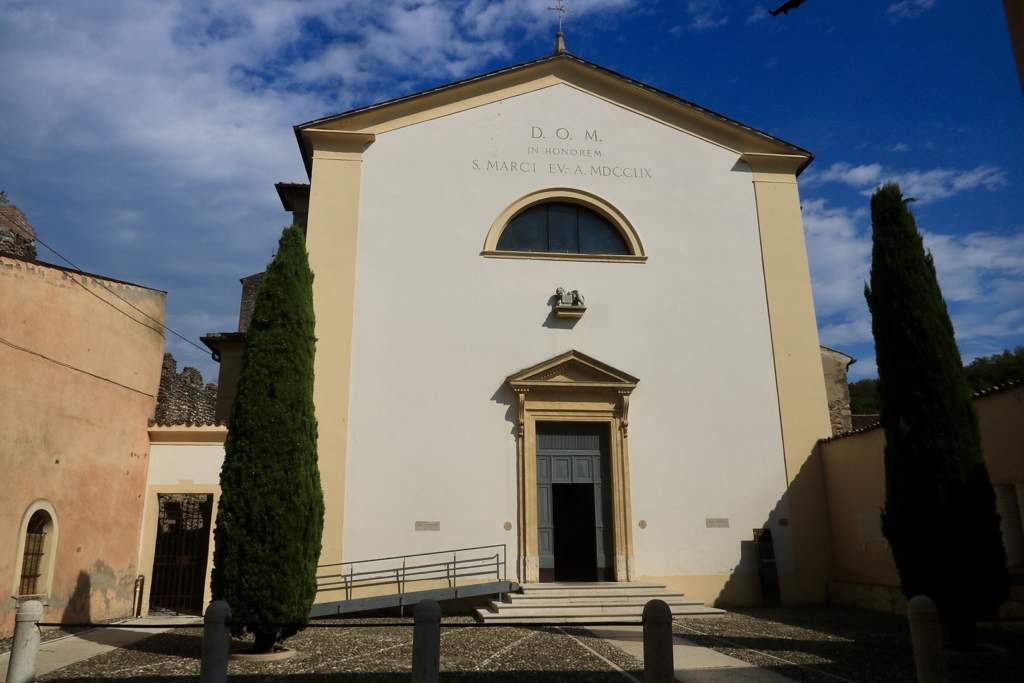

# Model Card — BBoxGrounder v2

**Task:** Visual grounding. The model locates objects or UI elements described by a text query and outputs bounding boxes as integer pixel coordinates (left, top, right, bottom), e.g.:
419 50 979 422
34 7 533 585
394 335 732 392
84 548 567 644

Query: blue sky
1 0 1021 382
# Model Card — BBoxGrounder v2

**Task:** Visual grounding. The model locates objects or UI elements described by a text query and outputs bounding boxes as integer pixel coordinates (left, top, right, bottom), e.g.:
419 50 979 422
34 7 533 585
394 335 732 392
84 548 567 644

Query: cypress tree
211 225 324 653
865 183 1007 648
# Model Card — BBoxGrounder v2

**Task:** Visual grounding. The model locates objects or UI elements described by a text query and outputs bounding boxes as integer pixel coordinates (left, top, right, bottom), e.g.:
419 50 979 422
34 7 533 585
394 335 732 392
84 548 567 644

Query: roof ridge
292 51 811 176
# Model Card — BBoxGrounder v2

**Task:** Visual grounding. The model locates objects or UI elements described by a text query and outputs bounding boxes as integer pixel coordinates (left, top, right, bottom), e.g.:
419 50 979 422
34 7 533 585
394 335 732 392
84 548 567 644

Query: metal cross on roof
548 0 574 34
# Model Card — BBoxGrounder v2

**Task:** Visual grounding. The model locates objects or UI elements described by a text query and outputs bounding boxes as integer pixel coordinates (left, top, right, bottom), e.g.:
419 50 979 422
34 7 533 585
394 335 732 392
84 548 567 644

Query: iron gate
149 493 213 615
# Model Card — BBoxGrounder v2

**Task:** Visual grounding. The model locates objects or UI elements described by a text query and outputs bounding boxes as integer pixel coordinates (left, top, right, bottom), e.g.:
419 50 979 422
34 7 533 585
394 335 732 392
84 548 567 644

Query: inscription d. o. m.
415 521 441 531
531 126 601 142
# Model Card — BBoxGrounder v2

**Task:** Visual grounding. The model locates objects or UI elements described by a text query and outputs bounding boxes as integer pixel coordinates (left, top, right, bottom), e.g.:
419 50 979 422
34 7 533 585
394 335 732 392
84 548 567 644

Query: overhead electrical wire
0 335 156 398
30 235 213 359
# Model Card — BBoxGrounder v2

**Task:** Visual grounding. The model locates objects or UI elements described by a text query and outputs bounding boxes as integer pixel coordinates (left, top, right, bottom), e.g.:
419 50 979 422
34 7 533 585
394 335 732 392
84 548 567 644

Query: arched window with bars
18 508 55 596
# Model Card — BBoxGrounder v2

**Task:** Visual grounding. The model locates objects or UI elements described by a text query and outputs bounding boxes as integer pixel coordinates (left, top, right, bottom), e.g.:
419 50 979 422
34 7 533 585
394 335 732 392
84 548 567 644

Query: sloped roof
293 51 812 177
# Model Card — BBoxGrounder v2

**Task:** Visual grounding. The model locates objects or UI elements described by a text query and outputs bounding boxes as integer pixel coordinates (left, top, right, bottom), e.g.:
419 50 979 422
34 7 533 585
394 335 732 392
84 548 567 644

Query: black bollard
199 601 231 683
412 600 441 683
642 599 674 683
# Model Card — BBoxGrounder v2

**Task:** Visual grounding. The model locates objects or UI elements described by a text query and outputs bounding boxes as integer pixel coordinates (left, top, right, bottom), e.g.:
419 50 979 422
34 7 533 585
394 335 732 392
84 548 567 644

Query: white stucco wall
340 84 788 587
147 443 225 485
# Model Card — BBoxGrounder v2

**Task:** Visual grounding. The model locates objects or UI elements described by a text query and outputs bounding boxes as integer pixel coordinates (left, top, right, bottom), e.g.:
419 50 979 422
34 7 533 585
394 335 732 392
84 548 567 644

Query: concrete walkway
0 614 200 678
591 625 797 683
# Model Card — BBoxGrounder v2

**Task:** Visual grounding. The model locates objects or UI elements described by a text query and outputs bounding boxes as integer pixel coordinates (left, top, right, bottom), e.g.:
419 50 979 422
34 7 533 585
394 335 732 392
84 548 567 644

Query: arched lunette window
497 202 630 255
19 510 54 596
482 189 646 263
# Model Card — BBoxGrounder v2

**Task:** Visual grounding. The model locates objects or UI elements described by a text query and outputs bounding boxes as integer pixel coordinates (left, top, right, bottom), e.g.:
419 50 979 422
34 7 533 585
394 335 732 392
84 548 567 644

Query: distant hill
850 347 1024 415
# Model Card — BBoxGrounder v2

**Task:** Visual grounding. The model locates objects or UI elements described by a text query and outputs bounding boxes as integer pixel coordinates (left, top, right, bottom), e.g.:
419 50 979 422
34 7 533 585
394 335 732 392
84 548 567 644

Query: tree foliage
850 347 1024 414
865 183 1007 647
211 224 324 652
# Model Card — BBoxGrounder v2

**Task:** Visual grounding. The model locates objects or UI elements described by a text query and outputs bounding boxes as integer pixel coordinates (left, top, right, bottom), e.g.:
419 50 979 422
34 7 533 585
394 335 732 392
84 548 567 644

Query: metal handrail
317 544 508 568
317 554 502 581
315 544 508 606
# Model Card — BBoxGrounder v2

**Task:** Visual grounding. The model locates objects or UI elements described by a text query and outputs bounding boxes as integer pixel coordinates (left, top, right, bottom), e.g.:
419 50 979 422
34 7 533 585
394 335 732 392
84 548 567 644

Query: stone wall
820 346 855 436
154 353 218 425
0 204 37 260
237 272 264 333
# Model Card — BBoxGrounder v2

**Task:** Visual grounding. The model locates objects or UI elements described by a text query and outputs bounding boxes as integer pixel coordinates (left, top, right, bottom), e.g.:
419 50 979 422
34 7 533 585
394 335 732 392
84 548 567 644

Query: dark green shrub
866 183 1007 648
211 225 323 652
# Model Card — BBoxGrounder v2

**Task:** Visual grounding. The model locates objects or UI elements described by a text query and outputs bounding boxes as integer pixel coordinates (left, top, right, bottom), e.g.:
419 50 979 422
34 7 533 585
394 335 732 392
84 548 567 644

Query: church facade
286 50 834 606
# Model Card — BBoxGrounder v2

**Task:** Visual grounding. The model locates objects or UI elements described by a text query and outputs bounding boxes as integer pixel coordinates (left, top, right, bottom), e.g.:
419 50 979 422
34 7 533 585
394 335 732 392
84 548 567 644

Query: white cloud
806 162 1007 204
746 6 769 24
922 230 1024 302
802 197 1024 367
802 198 872 320
687 1 728 31
848 355 878 381
896 166 1007 204
887 0 937 20
813 163 884 187
890 143 911 152
0 0 637 381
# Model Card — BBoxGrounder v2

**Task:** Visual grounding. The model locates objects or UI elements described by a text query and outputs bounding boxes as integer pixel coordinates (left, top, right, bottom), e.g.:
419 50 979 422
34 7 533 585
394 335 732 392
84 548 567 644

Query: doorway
149 494 213 615
552 484 597 581
536 422 613 582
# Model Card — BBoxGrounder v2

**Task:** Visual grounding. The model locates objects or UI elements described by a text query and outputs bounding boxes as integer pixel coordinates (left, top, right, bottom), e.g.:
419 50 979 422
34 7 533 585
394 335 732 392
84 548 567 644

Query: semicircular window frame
482 189 647 263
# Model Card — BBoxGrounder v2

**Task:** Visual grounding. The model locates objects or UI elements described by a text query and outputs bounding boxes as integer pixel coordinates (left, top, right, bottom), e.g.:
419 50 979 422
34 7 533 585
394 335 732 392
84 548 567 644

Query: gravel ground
674 607 1024 683
38 617 644 682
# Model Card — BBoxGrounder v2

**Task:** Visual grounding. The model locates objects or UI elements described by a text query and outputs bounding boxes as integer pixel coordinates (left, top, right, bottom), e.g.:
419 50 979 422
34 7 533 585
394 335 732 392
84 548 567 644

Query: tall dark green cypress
211 225 324 652
866 183 1007 648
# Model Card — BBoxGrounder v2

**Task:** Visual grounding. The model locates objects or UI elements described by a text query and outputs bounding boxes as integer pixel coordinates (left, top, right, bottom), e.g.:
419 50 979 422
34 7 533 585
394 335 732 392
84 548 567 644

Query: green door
536 422 614 582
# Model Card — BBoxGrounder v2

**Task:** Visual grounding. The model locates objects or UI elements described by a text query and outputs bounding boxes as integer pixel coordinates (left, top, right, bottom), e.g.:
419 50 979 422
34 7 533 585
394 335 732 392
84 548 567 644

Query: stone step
475 604 725 623
500 595 701 608
480 603 722 618
509 589 680 601
518 582 667 591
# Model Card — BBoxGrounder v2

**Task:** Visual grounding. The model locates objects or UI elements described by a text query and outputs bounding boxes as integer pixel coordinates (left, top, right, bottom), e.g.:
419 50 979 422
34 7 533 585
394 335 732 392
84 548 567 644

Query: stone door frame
506 350 637 583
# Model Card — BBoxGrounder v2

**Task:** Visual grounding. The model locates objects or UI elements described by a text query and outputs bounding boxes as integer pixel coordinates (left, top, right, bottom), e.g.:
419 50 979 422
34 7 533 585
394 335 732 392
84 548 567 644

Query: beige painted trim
481 187 647 263
11 500 59 599
507 350 637 583
305 132 370 568
747 155 834 604
137 485 219 616
740 153 807 182
148 425 228 444
300 130 375 166
483 251 647 264
305 60 809 165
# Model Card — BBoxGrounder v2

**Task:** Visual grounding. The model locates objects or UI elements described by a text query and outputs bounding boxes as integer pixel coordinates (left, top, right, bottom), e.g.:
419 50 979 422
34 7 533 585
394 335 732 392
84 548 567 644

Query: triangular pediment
295 53 810 176
507 350 638 390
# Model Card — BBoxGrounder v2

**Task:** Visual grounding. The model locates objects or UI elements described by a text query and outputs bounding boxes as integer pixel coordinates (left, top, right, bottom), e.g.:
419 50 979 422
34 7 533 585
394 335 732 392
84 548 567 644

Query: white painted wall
341 84 788 582
147 443 224 485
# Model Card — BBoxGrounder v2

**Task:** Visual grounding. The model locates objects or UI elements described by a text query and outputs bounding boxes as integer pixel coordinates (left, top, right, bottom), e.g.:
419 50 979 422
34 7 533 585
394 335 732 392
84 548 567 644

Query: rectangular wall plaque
705 518 730 529
414 521 440 531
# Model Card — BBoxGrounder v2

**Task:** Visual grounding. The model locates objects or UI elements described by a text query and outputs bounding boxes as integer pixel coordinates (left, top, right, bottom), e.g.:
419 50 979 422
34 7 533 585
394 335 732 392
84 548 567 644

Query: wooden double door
536 422 614 582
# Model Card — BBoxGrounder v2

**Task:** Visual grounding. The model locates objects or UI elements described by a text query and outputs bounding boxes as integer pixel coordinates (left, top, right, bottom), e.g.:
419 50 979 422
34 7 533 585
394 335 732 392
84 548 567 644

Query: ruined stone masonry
820 346 855 436
0 204 37 259
154 353 218 425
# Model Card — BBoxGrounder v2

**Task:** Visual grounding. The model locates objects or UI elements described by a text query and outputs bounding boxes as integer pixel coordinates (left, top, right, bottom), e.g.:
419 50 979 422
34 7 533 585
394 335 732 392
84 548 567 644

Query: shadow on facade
61 571 92 624
714 443 834 609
